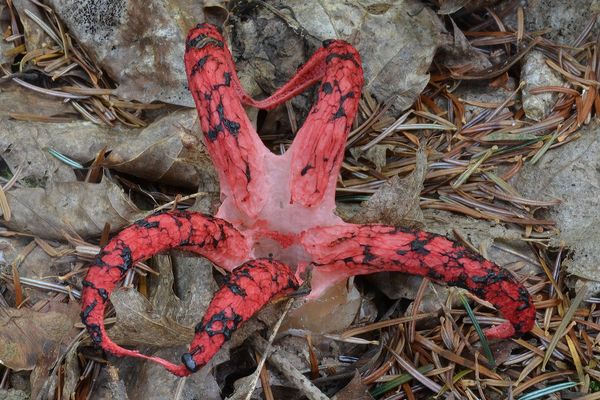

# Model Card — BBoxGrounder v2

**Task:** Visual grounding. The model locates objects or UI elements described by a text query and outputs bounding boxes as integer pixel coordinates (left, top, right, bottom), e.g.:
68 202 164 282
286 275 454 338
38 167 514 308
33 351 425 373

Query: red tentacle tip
484 322 517 340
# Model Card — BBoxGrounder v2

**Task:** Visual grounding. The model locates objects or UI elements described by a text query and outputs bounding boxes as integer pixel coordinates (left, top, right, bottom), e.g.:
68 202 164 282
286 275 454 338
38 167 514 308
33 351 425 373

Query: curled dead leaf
103 254 217 347
351 147 427 227
231 0 447 114
2 178 140 240
104 109 218 190
105 287 193 348
0 303 79 371
332 370 371 400
44 0 209 105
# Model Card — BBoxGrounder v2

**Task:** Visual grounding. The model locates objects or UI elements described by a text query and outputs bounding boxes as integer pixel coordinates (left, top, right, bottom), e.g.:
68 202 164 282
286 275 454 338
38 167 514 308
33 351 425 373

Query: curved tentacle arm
180 259 298 375
186 23 364 210
300 224 535 339
185 24 269 218
287 41 363 208
80 210 252 375
237 40 353 111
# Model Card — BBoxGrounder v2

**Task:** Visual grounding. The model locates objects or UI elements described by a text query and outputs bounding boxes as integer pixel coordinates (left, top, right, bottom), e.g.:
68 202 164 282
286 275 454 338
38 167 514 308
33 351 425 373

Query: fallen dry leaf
351 147 427 227
0 86 75 121
438 18 492 72
513 120 600 283
44 0 215 106
0 117 113 184
124 347 222 400
350 144 395 172
105 254 217 346
332 370 372 400
11 0 54 50
437 0 500 14
0 108 217 189
282 280 362 334
231 0 447 113
106 287 193 347
3 178 140 239
104 109 218 190
0 303 79 371
0 237 74 305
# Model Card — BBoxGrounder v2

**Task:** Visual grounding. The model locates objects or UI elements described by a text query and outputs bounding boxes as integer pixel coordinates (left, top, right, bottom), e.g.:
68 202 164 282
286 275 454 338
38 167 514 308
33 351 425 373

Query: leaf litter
1 0 600 399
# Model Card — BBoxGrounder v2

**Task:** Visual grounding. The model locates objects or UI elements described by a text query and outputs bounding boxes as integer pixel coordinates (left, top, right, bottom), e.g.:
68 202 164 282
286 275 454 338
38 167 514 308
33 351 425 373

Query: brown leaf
0 86 74 120
3 178 140 240
104 109 218 190
125 348 222 400
351 147 427 227
231 0 447 114
106 287 193 347
437 18 492 72
148 254 218 324
0 303 79 371
437 0 500 14
0 3 12 67
281 280 361 334
105 254 217 347
350 144 394 171
61 343 81 400
0 117 113 184
44 0 214 106
513 120 600 282
0 107 218 189
332 371 373 400
11 0 55 49
0 237 74 305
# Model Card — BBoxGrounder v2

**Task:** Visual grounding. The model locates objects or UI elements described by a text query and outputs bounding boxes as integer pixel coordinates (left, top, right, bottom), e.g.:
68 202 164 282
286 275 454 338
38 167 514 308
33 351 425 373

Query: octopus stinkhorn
81 23 535 377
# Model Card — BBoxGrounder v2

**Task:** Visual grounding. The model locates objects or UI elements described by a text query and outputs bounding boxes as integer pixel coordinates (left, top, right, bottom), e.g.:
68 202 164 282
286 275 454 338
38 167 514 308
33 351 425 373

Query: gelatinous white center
216 151 344 265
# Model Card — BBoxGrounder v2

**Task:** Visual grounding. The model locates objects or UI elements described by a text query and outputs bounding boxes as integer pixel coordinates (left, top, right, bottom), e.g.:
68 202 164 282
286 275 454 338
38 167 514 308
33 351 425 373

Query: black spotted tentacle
180 259 298 373
185 24 270 219
300 224 535 339
80 210 251 376
286 41 363 208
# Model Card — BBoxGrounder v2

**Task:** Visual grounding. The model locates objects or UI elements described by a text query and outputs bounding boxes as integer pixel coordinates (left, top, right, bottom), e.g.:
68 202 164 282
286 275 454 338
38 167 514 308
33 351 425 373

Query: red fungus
81 23 535 376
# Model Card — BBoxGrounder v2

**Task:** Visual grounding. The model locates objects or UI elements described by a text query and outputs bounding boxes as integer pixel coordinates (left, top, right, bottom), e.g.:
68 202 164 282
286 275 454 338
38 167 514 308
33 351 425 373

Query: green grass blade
46 147 85 169
518 381 578 400
459 293 496 368
370 364 434 398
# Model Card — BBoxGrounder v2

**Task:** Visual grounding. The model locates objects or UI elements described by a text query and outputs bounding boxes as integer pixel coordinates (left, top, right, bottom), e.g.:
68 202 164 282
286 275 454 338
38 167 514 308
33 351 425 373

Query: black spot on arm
187 35 224 50
227 283 247 297
207 125 223 141
332 91 355 120
333 105 346 119
322 82 333 94
222 118 240 135
410 239 430 255
80 300 97 322
190 55 209 76
325 52 359 67
134 219 160 229
362 245 377 263
245 162 251 182
300 164 313 176
212 72 232 90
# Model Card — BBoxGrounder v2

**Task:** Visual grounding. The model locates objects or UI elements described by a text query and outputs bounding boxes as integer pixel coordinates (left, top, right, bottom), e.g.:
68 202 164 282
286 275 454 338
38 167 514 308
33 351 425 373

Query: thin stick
241 299 294 400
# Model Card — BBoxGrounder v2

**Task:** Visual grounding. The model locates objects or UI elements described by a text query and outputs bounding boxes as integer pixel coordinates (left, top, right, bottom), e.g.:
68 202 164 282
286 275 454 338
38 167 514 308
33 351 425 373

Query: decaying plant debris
1 0 600 399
